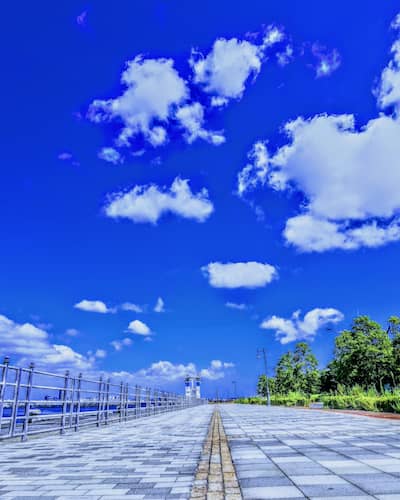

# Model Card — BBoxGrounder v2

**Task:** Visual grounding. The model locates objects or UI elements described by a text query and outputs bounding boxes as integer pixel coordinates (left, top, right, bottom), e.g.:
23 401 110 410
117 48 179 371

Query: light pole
257 348 271 407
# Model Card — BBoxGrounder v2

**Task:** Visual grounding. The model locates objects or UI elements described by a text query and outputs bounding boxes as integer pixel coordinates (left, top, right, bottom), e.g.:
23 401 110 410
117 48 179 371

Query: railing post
60 370 70 435
146 387 151 416
74 373 82 432
10 367 22 438
124 383 129 421
21 362 35 441
119 382 124 422
0 356 10 434
68 376 76 429
96 376 103 427
154 388 158 415
135 385 140 419
105 378 110 425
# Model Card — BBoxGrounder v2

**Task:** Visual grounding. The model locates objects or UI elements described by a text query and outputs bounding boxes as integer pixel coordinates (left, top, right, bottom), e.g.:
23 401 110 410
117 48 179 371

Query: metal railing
0 357 206 441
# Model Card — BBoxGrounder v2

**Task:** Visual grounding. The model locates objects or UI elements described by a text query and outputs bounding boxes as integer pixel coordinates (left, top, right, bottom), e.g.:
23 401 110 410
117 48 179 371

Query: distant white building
185 376 201 399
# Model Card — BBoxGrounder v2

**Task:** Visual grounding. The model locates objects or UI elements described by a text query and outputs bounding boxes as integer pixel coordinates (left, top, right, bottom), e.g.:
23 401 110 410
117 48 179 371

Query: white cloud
225 302 247 310
377 39 400 114
175 102 225 145
74 299 112 314
392 13 400 30
120 302 143 313
262 25 285 48
284 215 400 252
0 314 94 370
65 328 79 337
134 359 234 382
311 44 341 78
88 56 188 148
128 319 151 336
261 308 344 344
98 147 123 164
237 141 269 196
202 261 277 289
190 38 262 101
110 337 132 351
94 349 107 359
104 177 214 224
154 297 165 313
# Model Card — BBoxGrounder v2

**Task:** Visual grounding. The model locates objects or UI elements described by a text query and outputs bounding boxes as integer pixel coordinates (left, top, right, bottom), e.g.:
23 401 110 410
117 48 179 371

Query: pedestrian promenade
220 405 400 499
2 404 400 499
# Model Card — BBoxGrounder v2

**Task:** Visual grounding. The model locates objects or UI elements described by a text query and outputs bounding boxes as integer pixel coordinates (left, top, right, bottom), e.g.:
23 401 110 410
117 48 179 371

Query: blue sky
1 1 400 397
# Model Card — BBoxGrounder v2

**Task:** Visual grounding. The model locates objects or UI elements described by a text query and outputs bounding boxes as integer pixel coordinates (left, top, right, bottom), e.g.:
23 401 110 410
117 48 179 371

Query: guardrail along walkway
0 358 206 441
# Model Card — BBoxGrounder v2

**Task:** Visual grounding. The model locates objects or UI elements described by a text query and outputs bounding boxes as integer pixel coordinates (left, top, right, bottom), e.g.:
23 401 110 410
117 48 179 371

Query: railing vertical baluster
0 356 10 434
147 387 151 416
68 376 76 429
124 383 129 421
60 370 69 435
154 388 158 415
21 362 35 441
119 382 123 422
10 368 22 438
74 373 82 432
96 376 103 427
105 378 110 425
135 385 140 419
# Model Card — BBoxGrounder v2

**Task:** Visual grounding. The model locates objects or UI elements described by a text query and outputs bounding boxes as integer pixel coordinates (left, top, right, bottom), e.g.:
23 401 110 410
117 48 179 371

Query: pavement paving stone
220 404 400 499
0 406 213 500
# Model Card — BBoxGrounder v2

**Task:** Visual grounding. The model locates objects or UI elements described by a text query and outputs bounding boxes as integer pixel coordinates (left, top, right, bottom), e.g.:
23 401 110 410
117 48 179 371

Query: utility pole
257 348 271 407
232 380 237 400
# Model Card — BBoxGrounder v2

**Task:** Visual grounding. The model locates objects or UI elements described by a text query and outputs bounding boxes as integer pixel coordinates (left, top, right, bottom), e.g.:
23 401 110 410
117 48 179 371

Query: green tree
333 316 393 390
388 316 400 386
274 342 320 394
257 375 275 397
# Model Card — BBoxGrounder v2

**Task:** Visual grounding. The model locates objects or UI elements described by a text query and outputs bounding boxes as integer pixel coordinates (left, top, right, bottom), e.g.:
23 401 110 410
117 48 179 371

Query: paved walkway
2 404 400 499
220 405 400 500
0 406 213 500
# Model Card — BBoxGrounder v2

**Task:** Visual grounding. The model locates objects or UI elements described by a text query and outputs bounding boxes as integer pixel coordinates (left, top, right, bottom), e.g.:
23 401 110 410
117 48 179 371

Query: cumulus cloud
225 302 247 310
0 314 94 370
98 147 123 164
127 319 151 336
88 56 188 148
240 25 400 253
134 359 234 382
110 337 132 351
260 308 344 344
190 38 262 101
154 297 165 313
74 299 112 314
202 261 277 289
104 177 214 224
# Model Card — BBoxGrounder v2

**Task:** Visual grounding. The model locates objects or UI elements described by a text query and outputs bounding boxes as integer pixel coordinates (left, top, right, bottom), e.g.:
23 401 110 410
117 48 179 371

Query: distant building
185 376 201 399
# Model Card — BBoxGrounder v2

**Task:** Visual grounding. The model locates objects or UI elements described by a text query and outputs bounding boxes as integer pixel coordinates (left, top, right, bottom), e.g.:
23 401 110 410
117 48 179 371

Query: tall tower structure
184 375 201 399
185 376 192 399
195 376 201 399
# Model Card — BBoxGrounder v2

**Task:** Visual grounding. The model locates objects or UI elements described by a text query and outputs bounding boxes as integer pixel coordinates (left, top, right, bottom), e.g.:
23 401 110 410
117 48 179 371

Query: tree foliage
257 315 400 396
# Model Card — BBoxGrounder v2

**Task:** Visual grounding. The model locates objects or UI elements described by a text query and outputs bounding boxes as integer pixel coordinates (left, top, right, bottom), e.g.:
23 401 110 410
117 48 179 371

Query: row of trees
257 316 400 396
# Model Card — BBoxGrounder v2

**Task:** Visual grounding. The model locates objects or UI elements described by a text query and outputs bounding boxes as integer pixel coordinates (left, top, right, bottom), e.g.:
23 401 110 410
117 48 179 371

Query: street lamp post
257 348 271 407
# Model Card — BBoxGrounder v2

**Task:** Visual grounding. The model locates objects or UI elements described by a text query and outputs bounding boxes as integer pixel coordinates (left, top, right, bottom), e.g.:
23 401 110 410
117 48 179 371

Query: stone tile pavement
0 405 214 500
219 404 400 500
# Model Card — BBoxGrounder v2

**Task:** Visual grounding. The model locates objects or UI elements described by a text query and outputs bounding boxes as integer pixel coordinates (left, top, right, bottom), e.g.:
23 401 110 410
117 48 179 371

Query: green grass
236 387 400 413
